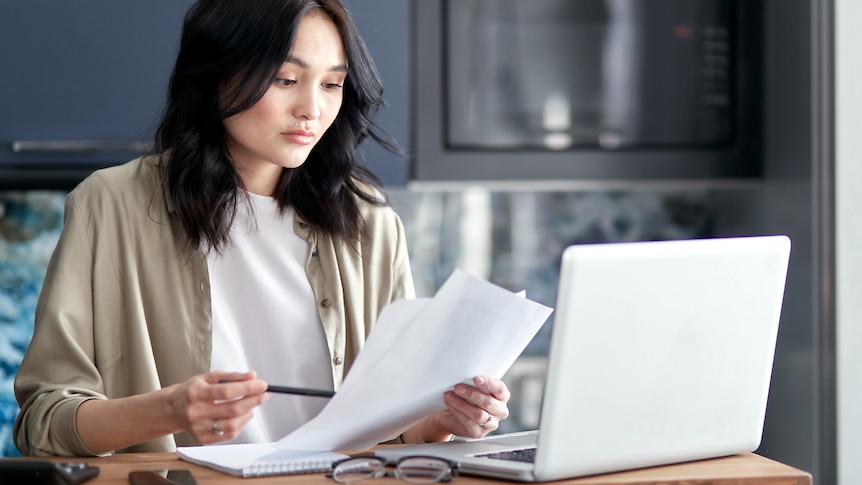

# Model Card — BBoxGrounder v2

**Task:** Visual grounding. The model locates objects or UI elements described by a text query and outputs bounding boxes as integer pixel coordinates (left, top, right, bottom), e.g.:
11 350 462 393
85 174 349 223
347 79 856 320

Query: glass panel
446 0 733 151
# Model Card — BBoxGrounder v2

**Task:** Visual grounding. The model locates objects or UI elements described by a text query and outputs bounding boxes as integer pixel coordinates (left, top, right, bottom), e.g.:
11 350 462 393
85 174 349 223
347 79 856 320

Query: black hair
155 0 399 253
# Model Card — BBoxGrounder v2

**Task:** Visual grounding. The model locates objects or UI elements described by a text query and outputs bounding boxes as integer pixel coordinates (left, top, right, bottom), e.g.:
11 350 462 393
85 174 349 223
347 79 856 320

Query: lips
283 130 314 145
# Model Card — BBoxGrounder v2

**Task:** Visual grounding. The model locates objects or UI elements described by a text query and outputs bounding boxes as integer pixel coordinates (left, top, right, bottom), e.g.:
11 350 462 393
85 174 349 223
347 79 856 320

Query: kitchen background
0 187 712 457
1 1 860 485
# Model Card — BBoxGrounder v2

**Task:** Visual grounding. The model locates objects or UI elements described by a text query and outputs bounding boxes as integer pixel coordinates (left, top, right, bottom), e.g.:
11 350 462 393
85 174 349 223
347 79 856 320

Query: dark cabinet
0 0 411 190
0 1 195 189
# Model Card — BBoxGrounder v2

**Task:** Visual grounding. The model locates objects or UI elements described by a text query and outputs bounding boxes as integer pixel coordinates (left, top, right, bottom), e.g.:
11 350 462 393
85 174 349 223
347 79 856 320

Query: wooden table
11 451 811 484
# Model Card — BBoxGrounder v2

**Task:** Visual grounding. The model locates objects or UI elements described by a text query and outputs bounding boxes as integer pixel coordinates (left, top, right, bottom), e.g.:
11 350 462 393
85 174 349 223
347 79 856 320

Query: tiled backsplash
0 191 65 456
388 189 712 433
0 188 711 455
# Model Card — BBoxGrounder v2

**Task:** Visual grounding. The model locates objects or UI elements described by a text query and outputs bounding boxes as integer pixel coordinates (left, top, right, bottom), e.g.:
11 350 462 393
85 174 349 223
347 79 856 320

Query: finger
467 377 511 419
209 411 255 442
446 400 483 431
207 370 259 385
454 383 505 417
182 385 268 428
198 419 226 444
211 393 270 421
194 398 261 444
208 378 268 402
474 375 511 402
448 385 510 425
445 390 491 425
446 400 497 436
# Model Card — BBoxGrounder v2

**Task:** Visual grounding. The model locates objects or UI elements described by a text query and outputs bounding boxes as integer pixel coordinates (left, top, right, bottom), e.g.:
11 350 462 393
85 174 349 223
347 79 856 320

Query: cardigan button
334 356 344 366
321 298 331 308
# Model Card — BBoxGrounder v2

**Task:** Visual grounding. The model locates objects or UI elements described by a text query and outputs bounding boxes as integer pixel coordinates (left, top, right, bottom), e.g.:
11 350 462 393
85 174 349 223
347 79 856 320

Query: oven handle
11 140 151 153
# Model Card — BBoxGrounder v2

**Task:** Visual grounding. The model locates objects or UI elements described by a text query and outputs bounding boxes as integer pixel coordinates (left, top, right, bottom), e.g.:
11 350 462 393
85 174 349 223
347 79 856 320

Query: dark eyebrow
286 55 348 73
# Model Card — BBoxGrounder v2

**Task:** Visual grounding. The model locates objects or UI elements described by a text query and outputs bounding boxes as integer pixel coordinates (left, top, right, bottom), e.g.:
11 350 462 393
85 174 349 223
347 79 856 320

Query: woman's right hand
75 370 270 453
168 370 270 444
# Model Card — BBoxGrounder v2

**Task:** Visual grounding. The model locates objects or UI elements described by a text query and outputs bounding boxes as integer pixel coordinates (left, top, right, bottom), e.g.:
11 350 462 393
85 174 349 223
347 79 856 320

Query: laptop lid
377 235 790 482
531 234 790 481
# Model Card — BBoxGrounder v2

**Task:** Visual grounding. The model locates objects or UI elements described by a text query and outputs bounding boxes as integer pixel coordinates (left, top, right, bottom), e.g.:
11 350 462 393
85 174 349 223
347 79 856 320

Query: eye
322 82 344 92
276 78 296 87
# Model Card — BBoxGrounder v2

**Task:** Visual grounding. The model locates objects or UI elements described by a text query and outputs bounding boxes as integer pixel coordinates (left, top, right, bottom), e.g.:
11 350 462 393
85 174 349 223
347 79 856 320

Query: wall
708 0 825 480
835 0 862 482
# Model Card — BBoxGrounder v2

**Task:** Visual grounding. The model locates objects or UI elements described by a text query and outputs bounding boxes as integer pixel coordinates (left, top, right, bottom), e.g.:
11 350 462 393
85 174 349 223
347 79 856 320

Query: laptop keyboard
476 447 537 463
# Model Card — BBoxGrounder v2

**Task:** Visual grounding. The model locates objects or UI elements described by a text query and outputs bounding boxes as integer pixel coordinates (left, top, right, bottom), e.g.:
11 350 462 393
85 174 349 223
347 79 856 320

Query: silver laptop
376 235 791 482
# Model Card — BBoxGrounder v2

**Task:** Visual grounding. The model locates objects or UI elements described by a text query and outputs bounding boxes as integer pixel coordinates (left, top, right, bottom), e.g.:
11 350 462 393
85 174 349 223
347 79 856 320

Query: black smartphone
0 460 100 485
128 469 197 485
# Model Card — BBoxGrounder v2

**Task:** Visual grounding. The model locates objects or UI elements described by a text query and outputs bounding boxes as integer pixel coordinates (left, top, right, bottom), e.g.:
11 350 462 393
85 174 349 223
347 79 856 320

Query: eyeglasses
329 455 459 484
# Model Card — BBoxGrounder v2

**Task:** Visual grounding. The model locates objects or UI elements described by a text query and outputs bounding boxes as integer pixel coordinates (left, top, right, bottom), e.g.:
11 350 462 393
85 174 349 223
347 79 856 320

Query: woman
14 0 509 457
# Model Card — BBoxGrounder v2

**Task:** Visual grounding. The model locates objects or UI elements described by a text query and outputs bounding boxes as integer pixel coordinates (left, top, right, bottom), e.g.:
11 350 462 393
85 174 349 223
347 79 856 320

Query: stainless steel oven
411 0 763 187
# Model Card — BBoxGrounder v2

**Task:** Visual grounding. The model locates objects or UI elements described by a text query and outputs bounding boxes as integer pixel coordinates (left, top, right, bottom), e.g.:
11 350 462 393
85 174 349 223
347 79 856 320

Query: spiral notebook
177 443 347 477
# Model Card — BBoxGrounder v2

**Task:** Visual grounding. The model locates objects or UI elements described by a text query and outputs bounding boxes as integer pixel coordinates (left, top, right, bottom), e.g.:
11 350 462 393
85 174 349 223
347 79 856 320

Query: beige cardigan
14 156 414 457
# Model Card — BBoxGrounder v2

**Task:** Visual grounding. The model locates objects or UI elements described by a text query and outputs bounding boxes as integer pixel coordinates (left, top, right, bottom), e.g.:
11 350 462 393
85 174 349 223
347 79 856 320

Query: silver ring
212 420 225 436
480 411 493 428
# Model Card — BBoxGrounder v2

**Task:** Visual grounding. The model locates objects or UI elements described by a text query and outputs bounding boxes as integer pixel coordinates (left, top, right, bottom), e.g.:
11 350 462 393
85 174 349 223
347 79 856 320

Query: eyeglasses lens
332 457 386 483
331 456 455 484
396 457 454 484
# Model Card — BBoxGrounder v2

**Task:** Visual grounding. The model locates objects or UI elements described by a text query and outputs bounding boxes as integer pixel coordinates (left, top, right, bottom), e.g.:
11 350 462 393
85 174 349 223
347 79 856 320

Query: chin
268 155 308 170
281 160 309 170
278 151 314 169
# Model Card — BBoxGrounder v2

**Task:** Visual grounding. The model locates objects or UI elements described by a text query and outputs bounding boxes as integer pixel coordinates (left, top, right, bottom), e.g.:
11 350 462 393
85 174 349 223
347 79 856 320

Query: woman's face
222 11 347 195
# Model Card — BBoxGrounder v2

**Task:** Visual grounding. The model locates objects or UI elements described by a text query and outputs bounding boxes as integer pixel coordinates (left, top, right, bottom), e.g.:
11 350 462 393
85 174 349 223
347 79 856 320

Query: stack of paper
178 269 553 475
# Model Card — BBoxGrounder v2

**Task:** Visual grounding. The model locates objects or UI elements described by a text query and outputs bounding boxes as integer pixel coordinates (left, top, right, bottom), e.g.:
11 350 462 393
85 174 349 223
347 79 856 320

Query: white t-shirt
208 192 333 444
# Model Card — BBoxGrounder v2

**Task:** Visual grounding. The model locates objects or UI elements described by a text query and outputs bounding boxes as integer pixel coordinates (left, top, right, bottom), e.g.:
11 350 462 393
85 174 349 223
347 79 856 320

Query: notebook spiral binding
242 457 339 477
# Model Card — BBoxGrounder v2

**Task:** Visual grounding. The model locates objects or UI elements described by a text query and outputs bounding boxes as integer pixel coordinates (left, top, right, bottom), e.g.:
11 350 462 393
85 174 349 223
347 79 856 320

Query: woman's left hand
441 375 510 438
405 375 511 443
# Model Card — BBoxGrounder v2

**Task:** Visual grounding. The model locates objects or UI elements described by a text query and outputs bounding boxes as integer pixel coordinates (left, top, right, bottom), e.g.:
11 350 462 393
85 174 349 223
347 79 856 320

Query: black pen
265 385 335 398
218 379 334 398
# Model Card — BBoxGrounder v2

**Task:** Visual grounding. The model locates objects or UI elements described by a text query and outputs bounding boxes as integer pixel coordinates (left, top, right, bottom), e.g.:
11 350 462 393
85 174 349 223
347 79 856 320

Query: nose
293 84 321 121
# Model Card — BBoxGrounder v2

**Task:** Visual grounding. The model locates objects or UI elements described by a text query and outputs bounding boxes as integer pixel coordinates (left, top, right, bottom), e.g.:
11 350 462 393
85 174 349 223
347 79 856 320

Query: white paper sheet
276 269 553 451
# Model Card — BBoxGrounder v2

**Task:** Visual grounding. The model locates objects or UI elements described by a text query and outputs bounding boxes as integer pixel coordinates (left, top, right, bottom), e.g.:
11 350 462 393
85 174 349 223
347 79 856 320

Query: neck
236 165 282 197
